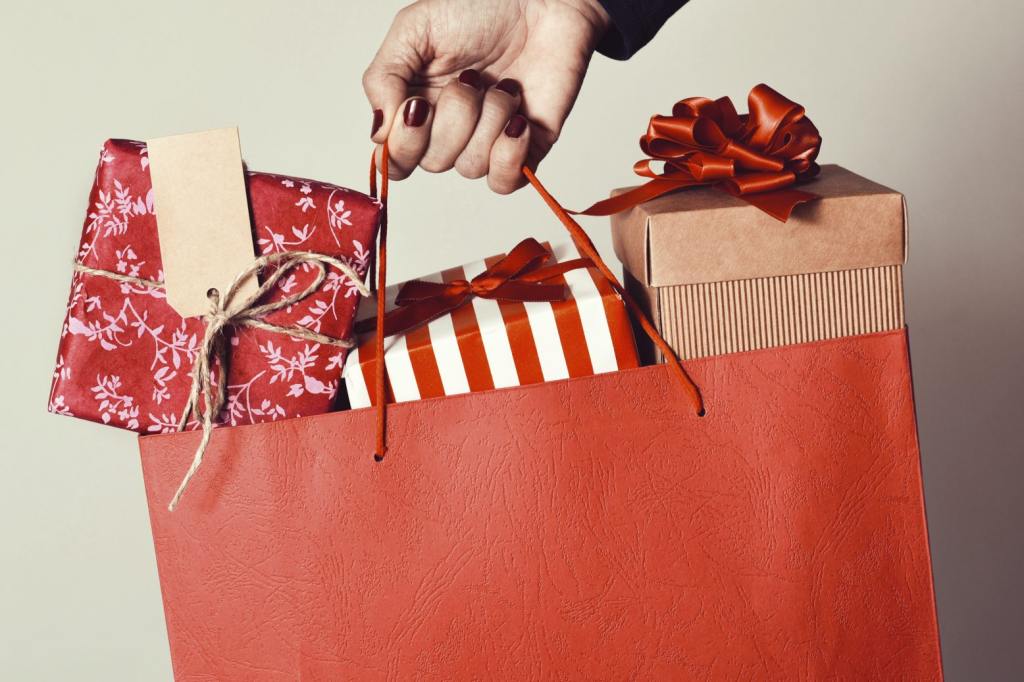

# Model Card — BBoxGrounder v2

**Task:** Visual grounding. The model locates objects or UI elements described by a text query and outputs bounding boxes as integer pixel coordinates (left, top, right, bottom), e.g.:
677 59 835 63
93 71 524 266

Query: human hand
363 0 610 193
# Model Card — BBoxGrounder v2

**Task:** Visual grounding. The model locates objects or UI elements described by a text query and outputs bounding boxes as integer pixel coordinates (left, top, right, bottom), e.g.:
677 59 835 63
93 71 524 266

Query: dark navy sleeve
595 0 691 60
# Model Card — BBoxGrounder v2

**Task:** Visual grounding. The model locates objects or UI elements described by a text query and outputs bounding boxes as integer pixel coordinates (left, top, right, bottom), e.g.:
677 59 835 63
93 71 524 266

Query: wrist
563 0 612 42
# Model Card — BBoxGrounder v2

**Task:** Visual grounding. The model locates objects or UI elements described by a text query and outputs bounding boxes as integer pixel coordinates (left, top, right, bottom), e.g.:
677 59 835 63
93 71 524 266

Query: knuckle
388 166 413 181
393 5 414 23
488 177 514 195
487 168 519 195
385 153 415 180
481 92 516 119
438 89 482 118
361 68 376 93
455 155 487 180
419 156 453 174
490 144 519 171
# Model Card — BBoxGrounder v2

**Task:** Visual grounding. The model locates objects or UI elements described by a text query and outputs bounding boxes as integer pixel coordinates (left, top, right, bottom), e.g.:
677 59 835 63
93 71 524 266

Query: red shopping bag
139 328 941 680
137 128 940 678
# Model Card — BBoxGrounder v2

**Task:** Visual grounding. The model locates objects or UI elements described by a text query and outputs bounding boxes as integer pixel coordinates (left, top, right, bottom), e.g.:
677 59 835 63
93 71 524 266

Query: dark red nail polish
504 115 527 138
495 79 520 97
403 98 429 127
458 69 482 90
371 109 383 136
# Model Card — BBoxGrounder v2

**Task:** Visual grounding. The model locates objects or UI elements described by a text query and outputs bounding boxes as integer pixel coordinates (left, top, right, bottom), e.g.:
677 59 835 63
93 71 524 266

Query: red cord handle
368 147 704 460
368 145 389 460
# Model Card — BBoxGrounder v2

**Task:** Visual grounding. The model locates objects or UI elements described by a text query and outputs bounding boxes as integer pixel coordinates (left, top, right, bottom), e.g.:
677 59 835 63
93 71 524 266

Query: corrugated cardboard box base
626 265 905 362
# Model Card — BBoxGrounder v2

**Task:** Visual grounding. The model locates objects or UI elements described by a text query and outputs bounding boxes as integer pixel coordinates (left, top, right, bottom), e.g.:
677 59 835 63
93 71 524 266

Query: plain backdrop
2 0 1022 679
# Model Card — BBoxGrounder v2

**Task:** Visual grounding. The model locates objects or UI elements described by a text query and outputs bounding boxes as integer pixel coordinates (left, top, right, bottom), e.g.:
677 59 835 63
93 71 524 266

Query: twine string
74 249 371 510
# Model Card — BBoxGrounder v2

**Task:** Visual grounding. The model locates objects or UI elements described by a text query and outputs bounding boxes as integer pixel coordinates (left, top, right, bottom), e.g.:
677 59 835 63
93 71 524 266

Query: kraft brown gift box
610 164 908 362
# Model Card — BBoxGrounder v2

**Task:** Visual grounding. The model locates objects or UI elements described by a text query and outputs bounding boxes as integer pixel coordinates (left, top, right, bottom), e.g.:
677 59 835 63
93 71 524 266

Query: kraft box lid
610 164 907 288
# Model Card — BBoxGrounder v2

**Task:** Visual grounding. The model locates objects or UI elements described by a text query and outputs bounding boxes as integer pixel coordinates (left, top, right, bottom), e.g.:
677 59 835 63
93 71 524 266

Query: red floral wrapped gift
48 139 380 433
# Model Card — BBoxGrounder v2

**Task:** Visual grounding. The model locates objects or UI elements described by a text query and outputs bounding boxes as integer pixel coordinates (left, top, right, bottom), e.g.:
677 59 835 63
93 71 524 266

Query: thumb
363 68 410 144
362 20 423 143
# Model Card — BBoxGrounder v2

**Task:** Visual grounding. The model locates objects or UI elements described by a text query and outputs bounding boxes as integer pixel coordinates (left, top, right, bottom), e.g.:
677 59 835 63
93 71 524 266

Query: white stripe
552 243 619 374
427 313 471 396
523 300 569 381
463 259 520 389
383 333 420 403
421 271 471 396
343 345 371 409
346 291 421 405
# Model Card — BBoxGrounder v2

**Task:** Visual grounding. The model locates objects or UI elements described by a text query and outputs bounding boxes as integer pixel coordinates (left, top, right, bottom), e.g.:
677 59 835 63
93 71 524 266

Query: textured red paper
140 329 942 680
48 140 380 433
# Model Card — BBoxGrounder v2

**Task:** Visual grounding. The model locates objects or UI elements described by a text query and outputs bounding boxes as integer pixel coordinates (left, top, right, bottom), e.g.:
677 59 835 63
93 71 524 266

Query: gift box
344 241 639 407
48 138 380 433
610 164 907 361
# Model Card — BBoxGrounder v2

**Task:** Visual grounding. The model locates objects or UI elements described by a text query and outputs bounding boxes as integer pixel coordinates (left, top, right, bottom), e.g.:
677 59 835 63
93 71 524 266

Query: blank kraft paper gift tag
146 127 258 317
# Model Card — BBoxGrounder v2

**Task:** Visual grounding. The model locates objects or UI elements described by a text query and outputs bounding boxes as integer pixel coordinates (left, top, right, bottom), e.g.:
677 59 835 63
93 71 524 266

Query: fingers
367 70 532 192
419 70 485 173
455 79 521 180
383 96 434 180
487 114 531 195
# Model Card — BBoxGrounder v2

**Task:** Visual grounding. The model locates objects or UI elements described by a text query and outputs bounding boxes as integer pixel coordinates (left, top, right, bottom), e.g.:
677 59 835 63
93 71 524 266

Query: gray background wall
2 0 1021 679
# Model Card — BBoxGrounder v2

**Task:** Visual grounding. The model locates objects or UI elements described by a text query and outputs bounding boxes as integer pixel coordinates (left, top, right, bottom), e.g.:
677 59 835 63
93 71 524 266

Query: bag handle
522 167 704 415
368 147 390 461
368 144 704 460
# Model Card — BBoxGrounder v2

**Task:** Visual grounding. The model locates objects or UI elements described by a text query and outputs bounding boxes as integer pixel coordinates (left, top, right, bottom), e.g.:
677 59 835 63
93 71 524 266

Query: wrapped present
48 138 380 433
344 239 638 407
610 164 907 361
557 84 904 362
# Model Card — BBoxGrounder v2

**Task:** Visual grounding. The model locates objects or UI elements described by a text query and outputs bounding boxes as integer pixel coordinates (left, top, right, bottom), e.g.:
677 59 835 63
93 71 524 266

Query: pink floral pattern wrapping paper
48 139 380 433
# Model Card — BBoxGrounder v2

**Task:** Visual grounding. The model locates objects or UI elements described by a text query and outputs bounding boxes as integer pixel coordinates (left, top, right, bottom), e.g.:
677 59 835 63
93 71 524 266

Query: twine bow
75 250 370 510
578 83 822 221
355 237 591 339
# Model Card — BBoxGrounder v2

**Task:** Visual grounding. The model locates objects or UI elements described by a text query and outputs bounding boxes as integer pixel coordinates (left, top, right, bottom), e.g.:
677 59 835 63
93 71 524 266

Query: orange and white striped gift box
343 243 639 408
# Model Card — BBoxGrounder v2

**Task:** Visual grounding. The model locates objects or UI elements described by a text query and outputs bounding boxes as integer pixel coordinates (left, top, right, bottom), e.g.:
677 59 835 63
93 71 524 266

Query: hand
363 0 611 193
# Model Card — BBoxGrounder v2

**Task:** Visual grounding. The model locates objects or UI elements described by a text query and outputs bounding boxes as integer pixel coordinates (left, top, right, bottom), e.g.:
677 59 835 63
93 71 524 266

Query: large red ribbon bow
356 238 591 339
579 83 822 221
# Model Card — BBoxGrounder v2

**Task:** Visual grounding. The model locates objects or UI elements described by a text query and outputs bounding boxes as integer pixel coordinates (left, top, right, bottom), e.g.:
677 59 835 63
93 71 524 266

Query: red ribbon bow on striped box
344 239 639 407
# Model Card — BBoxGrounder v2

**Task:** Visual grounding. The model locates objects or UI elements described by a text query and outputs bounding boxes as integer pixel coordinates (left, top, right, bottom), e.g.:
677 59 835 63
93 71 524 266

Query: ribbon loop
745 83 804 149
357 238 589 340
579 83 822 222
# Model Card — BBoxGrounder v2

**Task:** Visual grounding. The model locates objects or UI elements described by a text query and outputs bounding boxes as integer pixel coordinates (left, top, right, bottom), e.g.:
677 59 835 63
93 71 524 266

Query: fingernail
458 69 482 90
504 115 527 138
403 98 429 127
495 79 520 97
371 109 383 136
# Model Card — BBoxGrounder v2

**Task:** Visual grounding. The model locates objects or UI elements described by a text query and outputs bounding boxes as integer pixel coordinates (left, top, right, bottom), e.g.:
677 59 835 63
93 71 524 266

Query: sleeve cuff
595 0 688 60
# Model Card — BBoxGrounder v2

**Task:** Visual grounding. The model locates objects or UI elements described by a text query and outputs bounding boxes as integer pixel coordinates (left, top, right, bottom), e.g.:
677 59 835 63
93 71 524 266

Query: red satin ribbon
578 84 822 222
357 238 591 339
